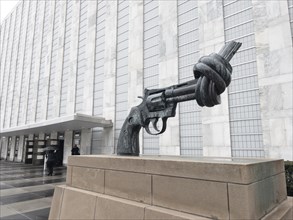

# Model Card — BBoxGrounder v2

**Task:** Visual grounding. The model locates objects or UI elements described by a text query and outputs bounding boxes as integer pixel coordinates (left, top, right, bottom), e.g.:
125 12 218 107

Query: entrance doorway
55 140 64 166
24 134 65 166
45 138 64 166
25 140 34 164
32 139 45 165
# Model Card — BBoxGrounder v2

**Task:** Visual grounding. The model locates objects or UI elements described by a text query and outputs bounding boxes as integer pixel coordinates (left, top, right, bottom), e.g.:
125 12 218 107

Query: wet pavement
0 160 66 219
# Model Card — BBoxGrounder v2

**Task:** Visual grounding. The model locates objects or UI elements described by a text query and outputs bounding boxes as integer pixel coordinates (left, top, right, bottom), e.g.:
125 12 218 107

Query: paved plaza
0 160 66 219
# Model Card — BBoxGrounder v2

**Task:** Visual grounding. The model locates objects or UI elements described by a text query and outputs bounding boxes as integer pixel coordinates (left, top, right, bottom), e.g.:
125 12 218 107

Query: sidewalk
0 160 66 219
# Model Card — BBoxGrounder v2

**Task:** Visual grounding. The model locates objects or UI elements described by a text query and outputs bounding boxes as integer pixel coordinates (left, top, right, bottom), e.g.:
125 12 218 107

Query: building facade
0 0 292 165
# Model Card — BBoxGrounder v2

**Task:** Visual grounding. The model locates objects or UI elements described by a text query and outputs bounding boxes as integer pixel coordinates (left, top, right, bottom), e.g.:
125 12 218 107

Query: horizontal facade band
0 113 112 137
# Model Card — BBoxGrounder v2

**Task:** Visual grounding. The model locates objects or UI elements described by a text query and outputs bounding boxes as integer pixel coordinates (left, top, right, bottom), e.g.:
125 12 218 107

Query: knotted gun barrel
163 41 241 106
117 41 242 156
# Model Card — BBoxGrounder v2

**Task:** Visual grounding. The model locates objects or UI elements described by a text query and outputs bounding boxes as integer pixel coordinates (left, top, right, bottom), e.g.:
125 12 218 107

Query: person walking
46 150 56 176
71 144 80 155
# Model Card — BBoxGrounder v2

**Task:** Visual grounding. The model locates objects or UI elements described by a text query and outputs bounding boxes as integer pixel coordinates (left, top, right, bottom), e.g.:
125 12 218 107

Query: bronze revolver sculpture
117 41 242 156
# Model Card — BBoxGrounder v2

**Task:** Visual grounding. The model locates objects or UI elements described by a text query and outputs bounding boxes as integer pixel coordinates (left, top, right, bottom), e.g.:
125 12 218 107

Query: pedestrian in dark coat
46 150 56 176
71 144 80 155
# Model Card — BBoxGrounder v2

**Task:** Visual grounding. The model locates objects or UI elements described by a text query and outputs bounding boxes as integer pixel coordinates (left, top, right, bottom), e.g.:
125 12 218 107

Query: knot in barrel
193 53 232 107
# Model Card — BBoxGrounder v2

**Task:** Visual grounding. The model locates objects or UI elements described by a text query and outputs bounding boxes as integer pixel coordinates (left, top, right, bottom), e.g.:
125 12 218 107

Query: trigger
151 118 160 132
145 122 153 135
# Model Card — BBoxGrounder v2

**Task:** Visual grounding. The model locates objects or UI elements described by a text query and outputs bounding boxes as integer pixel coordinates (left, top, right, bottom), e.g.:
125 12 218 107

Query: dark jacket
71 146 80 155
46 150 56 162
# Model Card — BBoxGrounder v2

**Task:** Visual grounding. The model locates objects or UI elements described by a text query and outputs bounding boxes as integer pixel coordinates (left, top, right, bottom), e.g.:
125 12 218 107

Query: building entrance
45 139 64 167
25 140 34 164
24 136 64 166
24 138 45 165
33 139 46 165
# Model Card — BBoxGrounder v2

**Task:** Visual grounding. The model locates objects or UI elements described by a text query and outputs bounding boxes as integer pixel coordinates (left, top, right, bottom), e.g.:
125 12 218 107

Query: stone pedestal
49 155 292 220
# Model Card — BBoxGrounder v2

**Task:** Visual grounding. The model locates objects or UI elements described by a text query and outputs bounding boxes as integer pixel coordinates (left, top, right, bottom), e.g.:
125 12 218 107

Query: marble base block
49 155 293 220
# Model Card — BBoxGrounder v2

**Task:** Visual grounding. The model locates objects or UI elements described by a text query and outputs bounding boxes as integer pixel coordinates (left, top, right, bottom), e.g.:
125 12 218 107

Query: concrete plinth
49 155 292 220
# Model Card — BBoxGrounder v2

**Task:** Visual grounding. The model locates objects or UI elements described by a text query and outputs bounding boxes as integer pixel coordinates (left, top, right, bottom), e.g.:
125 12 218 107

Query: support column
0 138 8 159
81 128 92 155
8 136 16 161
64 130 73 165
103 1 118 154
128 0 144 153
198 0 231 157
17 135 25 162
252 0 293 160
22 136 28 162
158 1 180 155
0 138 3 159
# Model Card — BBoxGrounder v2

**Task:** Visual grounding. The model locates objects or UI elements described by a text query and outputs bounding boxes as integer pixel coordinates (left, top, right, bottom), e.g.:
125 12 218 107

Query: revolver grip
117 107 142 156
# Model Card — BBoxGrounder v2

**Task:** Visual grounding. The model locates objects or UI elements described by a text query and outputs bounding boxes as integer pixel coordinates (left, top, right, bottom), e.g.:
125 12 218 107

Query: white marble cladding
128 0 144 153
252 0 293 161
64 0 80 116
0 0 292 161
158 1 180 155
81 1 96 115
198 0 232 157
49 0 66 119
102 1 118 153
128 0 143 109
